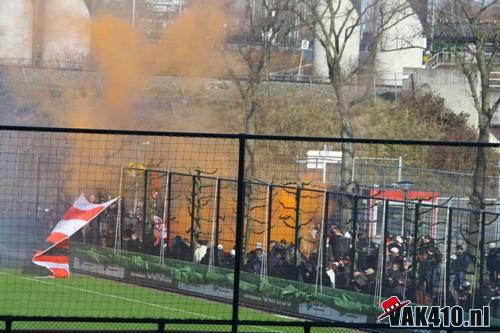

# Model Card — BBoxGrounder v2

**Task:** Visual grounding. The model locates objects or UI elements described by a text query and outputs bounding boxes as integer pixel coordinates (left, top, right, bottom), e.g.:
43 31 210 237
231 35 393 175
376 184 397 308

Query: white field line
0 272 285 333
272 314 299 321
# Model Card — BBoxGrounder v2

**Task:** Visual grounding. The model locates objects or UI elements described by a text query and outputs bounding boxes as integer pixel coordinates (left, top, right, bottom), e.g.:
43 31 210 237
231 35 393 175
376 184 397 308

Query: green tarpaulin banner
73 244 500 324
72 245 381 318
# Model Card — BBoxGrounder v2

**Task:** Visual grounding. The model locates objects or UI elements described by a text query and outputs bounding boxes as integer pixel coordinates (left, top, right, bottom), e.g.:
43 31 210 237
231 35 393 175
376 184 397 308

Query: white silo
0 0 33 64
313 0 360 77
42 0 91 68
376 0 426 85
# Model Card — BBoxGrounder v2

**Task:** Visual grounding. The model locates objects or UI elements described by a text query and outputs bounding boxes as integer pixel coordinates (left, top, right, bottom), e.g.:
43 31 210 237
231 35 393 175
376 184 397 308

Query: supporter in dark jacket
224 249 236 269
386 263 403 287
419 246 441 294
388 247 404 269
127 231 142 253
458 282 472 311
271 254 292 280
352 268 376 295
490 283 500 318
332 227 351 260
298 253 317 284
452 244 468 290
486 243 500 283
335 257 351 290
245 245 263 273
172 236 191 261
216 244 225 267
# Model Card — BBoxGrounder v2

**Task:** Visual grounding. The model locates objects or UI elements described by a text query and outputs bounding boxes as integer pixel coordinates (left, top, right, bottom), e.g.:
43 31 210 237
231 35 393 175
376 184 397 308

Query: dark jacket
453 252 469 274
486 248 500 271
271 261 292 280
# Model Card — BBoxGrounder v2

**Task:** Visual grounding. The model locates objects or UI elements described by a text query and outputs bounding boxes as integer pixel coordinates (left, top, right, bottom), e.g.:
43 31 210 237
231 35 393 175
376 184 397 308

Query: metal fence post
380 200 390 296
214 178 221 265
114 167 125 254
350 195 358 283
477 211 487 307
166 172 173 256
142 170 149 243
5 319 12 333
294 187 302 277
445 207 453 305
411 202 421 299
322 192 330 268
232 134 246 333
266 184 273 272
190 175 196 261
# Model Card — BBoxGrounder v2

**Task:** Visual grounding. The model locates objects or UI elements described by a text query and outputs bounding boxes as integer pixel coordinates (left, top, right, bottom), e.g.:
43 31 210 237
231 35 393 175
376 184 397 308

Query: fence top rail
120 167 500 215
1 316 497 330
2 125 500 147
0 125 242 140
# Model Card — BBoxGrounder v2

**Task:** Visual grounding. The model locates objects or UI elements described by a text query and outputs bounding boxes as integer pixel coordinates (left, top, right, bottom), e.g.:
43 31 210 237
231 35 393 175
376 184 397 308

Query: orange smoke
48 0 228 129
90 15 144 127
52 0 229 196
144 0 227 78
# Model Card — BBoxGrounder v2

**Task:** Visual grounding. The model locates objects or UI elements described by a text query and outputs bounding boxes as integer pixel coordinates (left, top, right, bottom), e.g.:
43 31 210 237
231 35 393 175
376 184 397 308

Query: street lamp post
133 141 151 212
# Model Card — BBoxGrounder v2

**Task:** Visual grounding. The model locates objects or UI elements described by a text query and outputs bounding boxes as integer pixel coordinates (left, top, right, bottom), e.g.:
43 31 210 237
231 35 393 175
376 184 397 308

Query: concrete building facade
376 0 426 85
403 67 500 141
42 0 91 67
313 0 426 83
0 1 34 64
312 0 360 76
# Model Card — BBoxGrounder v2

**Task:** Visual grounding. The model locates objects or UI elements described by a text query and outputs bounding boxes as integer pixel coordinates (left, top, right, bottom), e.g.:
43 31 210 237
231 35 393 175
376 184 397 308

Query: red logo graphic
378 296 411 320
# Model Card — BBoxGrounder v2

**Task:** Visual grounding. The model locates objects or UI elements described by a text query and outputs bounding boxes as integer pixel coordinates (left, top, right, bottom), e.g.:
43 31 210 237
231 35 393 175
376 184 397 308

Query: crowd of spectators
76 196 500 314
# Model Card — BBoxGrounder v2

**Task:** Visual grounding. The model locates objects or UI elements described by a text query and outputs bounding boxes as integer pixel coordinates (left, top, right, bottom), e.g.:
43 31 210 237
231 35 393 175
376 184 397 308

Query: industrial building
0 0 187 68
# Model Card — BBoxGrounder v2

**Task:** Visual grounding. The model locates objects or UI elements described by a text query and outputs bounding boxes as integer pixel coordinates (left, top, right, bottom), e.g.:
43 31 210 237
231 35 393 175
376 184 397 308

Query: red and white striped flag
33 194 118 278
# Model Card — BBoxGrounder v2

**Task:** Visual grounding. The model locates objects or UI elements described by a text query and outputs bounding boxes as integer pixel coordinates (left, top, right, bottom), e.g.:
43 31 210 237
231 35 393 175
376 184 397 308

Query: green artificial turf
0 270 355 332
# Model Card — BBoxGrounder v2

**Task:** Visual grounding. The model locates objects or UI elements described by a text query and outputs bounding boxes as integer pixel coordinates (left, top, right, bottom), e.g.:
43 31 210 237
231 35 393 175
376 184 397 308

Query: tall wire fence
1 126 500 332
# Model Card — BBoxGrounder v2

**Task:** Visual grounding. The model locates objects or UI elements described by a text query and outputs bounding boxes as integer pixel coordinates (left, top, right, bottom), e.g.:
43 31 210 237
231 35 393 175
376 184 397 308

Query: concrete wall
42 0 91 67
0 1 33 64
404 67 480 127
404 67 500 141
313 0 360 76
377 0 426 85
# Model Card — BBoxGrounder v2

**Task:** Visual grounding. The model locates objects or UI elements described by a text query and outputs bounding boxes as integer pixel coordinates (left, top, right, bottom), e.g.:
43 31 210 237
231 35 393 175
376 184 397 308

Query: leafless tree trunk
297 0 419 230
226 0 299 175
435 0 500 304
361 0 417 100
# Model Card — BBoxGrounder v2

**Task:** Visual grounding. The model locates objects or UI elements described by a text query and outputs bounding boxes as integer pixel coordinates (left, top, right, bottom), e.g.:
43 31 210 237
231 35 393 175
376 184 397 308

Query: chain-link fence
1 126 500 332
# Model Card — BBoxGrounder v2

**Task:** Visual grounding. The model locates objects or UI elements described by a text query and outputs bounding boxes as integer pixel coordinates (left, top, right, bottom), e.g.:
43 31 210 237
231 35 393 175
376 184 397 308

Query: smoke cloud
0 0 229 130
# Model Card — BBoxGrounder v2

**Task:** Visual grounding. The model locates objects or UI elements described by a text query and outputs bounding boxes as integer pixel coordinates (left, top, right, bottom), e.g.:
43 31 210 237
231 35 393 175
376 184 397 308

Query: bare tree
296 0 420 230
434 0 500 210
186 167 217 256
225 0 299 174
433 0 500 305
361 0 422 98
